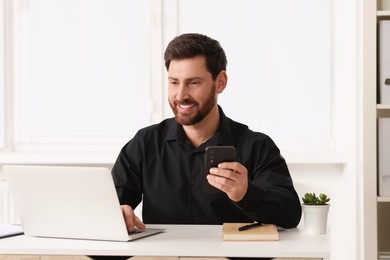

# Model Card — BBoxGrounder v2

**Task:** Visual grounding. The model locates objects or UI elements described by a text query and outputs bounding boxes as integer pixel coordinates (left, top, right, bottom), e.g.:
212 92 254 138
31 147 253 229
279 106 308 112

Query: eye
190 80 200 86
169 80 179 86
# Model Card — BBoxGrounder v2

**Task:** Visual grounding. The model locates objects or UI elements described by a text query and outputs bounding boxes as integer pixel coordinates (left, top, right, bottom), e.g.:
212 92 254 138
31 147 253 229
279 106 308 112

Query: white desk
0 225 330 259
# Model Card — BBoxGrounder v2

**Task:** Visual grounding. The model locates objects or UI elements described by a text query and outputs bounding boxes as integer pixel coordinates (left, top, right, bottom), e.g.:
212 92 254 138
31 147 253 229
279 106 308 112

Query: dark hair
164 33 227 80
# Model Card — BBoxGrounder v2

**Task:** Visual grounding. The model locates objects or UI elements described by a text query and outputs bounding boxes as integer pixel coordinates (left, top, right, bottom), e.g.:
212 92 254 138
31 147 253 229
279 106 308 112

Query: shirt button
190 212 196 217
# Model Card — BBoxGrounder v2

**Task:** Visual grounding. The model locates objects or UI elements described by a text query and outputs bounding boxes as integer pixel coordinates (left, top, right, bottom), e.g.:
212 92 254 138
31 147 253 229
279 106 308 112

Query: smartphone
203 145 236 193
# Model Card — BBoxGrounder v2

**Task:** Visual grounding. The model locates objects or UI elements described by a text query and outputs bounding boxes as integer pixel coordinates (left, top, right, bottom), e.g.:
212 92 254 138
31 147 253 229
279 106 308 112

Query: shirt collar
165 105 234 147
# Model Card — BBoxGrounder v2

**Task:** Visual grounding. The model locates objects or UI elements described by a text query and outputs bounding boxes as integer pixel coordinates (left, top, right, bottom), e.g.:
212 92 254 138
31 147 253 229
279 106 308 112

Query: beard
169 87 216 126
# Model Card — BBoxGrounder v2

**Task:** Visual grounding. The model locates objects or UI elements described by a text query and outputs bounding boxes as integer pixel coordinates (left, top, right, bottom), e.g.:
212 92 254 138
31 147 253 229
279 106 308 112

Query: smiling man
112 33 301 234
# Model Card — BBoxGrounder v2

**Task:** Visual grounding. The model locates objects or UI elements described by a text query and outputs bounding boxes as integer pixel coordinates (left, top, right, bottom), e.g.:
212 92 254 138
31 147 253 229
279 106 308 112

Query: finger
218 162 246 174
208 173 247 202
134 215 146 230
207 173 233 189
121 205 136 231
209 167 238 181
209 168 234 179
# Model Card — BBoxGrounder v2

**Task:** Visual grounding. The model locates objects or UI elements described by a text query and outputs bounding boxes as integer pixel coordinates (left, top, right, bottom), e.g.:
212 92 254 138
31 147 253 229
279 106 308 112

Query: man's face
168 56 217 126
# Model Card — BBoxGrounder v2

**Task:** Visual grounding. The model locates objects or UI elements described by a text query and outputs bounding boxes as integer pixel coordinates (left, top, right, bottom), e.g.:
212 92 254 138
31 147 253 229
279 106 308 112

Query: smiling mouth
179 103 195 109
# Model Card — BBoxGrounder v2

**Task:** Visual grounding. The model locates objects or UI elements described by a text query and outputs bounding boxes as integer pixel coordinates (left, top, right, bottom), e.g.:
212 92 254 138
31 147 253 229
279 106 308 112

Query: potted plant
301 192 330 234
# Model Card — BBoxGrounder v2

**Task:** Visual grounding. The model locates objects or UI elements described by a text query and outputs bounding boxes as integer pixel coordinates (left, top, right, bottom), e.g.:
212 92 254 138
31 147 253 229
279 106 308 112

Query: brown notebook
222 223 279 241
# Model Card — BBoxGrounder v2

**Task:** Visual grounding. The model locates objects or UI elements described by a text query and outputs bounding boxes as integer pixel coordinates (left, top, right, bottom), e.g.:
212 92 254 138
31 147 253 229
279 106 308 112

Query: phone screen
203 146 236 193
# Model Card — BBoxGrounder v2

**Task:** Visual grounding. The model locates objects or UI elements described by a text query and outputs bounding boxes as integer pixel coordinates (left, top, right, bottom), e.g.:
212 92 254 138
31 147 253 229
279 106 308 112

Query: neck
183 105 220 148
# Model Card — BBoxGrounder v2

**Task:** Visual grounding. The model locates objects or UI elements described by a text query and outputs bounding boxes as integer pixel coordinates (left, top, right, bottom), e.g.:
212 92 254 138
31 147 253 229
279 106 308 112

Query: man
112 33 301 233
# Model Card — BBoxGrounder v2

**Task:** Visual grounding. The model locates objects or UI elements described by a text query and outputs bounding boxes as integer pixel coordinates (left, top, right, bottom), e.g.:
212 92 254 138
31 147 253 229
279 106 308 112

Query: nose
176 84 189 101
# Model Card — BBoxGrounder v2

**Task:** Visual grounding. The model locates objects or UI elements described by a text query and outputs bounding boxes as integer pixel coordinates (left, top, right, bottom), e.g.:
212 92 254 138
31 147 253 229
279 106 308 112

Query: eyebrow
168 77 203 82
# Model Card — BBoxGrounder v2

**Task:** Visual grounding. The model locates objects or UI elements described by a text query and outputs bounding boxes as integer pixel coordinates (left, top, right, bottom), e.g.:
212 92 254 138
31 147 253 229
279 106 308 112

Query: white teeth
179 104 194 109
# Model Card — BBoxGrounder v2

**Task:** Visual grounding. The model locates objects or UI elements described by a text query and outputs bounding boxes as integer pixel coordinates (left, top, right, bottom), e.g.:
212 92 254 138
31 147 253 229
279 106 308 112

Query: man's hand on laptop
121 205 146 232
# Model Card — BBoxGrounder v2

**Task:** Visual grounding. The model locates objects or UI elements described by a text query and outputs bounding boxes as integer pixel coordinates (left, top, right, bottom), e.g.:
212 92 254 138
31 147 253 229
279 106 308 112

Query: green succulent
302 192 330 205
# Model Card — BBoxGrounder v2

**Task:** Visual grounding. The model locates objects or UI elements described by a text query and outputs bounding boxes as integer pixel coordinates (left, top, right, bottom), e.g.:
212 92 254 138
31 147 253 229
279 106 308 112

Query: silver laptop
3 165 164 241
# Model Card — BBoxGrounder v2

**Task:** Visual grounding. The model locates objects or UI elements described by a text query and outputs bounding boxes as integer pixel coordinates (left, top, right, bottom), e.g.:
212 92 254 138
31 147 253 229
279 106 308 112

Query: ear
215 71 228 94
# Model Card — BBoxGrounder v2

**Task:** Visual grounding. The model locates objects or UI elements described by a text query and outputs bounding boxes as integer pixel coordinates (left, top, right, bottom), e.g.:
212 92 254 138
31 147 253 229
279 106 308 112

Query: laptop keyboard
128 229 143 235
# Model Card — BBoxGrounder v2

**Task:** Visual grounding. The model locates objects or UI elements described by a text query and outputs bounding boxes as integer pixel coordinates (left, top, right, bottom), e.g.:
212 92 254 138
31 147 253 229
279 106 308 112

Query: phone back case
203 146 235 193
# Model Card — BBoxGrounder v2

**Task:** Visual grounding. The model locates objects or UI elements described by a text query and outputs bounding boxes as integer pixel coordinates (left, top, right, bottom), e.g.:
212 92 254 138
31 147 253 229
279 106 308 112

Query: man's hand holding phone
204 146 248 201
207 161 248 202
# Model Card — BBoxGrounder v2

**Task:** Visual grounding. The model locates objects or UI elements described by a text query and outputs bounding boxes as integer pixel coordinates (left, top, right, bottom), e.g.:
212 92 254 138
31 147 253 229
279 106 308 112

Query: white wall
289 1 360 260
1 0 333 155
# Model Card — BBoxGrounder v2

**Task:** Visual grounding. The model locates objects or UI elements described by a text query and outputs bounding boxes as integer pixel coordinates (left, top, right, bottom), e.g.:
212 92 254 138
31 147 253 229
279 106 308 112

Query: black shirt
112 106 301 228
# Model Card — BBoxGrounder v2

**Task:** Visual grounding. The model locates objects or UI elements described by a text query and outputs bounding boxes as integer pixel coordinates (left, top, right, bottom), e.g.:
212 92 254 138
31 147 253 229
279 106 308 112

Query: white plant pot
302 204 330 234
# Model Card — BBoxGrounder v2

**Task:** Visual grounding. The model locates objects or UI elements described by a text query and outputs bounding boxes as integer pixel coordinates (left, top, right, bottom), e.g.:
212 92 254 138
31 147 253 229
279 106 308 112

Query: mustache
174 99 197 105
